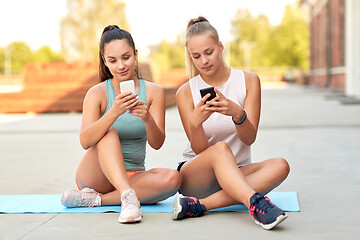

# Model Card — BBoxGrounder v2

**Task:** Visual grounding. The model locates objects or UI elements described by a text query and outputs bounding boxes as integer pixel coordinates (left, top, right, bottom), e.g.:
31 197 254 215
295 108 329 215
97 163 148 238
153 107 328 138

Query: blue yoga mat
0 192 299 214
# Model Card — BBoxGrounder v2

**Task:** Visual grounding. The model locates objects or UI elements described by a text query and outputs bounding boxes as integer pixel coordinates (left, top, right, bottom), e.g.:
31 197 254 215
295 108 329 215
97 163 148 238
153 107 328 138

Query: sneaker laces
183 196 204 217
253 196 274 215
79 189 100 207
121 189 140 209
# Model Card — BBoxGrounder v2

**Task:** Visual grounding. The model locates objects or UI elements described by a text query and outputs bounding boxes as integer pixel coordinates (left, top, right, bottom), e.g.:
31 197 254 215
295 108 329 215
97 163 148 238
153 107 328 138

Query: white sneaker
61 188 101 208
118 188 142 223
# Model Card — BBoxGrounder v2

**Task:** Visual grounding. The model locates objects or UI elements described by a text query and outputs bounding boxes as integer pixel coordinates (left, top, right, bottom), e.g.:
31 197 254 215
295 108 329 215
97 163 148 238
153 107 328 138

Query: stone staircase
0 62 182 113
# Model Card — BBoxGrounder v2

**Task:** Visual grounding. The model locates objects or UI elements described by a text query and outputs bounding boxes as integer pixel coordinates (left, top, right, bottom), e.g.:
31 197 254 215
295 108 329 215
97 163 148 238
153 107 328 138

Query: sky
0 0 296 52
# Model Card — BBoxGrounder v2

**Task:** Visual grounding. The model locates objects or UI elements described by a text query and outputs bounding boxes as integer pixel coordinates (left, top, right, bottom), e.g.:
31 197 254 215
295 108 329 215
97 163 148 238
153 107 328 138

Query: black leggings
177 161 187 172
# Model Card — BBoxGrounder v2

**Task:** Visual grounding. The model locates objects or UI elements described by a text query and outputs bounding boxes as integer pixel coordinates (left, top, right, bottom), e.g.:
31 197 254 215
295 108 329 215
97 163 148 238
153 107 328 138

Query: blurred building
0 61 183 113
302 0 360 100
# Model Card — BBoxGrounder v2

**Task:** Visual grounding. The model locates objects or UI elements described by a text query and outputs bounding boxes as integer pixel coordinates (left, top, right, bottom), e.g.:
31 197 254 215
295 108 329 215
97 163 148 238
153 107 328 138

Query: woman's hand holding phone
190 87 216 128
205 88 243 118
118 80 150 121
200 87 216 103
112 91 138 116
111 80 139 116
120 80 136 94
129 100 150 121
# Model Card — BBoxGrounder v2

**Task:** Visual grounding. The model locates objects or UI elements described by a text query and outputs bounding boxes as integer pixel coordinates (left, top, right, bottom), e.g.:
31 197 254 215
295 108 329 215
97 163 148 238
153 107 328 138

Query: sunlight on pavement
261 82 288 89
0 113 36 124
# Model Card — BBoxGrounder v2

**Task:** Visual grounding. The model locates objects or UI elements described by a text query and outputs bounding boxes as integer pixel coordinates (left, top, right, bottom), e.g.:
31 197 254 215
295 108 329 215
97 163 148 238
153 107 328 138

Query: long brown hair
185 17 220 79
99 25 141 82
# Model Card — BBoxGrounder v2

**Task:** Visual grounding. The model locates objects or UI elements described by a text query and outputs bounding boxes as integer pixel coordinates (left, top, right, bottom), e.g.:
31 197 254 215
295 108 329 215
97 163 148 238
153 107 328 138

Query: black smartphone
200 87 216 103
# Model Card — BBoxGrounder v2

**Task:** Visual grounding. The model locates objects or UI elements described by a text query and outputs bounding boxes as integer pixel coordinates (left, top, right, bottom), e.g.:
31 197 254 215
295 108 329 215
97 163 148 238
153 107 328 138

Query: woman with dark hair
61 25 181 223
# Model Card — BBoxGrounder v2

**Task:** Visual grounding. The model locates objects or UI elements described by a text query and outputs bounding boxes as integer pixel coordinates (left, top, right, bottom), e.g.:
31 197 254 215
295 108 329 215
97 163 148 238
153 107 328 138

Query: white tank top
182 68 251 166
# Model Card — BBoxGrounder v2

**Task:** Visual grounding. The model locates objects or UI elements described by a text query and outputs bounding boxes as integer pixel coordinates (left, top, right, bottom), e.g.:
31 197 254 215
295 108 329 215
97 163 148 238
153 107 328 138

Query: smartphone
200 87 216 103
120 80 136 94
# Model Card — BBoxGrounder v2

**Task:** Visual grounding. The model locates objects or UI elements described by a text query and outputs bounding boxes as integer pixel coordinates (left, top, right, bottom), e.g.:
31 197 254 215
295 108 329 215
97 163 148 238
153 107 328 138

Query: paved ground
0 83 359 240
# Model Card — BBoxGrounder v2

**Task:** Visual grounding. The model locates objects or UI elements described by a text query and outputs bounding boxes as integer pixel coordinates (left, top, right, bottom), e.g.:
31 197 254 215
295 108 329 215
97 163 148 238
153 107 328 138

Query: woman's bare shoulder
144 80 164 93
243 71 261 90
86 82 106 97
176 82 191 97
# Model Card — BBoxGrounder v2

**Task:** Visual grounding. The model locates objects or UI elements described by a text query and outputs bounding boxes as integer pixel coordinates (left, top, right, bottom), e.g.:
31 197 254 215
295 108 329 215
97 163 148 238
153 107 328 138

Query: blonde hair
185 16 220 79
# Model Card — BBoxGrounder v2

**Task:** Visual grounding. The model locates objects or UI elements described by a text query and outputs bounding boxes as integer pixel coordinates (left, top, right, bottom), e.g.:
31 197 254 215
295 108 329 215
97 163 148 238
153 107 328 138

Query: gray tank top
102 79 147 170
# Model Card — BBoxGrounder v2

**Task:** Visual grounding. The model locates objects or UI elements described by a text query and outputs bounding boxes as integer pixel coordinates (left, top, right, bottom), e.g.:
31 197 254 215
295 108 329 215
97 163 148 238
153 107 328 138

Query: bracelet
232 110 247 125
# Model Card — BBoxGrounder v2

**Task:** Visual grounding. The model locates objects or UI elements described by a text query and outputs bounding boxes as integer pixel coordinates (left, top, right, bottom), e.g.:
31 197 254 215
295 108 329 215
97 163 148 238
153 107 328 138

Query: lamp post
4 46 11 81
240 41 256 71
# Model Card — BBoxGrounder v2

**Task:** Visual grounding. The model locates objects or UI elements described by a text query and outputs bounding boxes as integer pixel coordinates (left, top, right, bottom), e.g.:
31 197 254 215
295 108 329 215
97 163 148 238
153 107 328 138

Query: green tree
230 6 309 71
266 6 309 70
7 42 33 74
0 43 63 74
152 34 185 71
60 0 129 61
230 9 271 68
152 41 172 70
33 46 64 62
0 47 4 74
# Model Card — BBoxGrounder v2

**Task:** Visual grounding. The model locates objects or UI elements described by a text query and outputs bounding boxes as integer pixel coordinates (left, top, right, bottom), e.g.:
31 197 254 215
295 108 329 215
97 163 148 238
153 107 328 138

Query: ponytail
185 17 220 79
99 25 141 82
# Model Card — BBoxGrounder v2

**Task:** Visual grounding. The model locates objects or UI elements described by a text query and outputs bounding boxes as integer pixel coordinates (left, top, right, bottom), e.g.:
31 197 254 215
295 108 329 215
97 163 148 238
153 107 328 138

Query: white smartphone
120 80 136 94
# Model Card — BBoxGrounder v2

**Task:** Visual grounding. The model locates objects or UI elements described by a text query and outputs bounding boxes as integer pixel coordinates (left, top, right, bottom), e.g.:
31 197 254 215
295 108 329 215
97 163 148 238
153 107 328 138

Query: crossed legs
75 127 182 205
178 141 290 210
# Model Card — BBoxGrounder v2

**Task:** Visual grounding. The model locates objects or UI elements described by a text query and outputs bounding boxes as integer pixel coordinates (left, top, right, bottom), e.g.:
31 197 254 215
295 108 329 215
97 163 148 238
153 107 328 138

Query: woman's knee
99 127 118 141
167 169 183 189
158 169 182 190
97 127 120 146
211 141 232 157
274 157 290 179
210 141 235 163
105 127 118 138
213 141 230 151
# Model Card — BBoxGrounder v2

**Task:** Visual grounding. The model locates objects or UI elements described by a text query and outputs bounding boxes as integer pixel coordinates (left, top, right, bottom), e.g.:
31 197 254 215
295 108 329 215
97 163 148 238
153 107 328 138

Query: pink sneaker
61 188 101 208
118 188 142 223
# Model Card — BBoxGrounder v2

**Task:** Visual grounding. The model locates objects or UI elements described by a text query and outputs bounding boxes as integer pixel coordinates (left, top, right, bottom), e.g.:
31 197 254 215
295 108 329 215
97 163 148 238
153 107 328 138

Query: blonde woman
173 17 290 230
